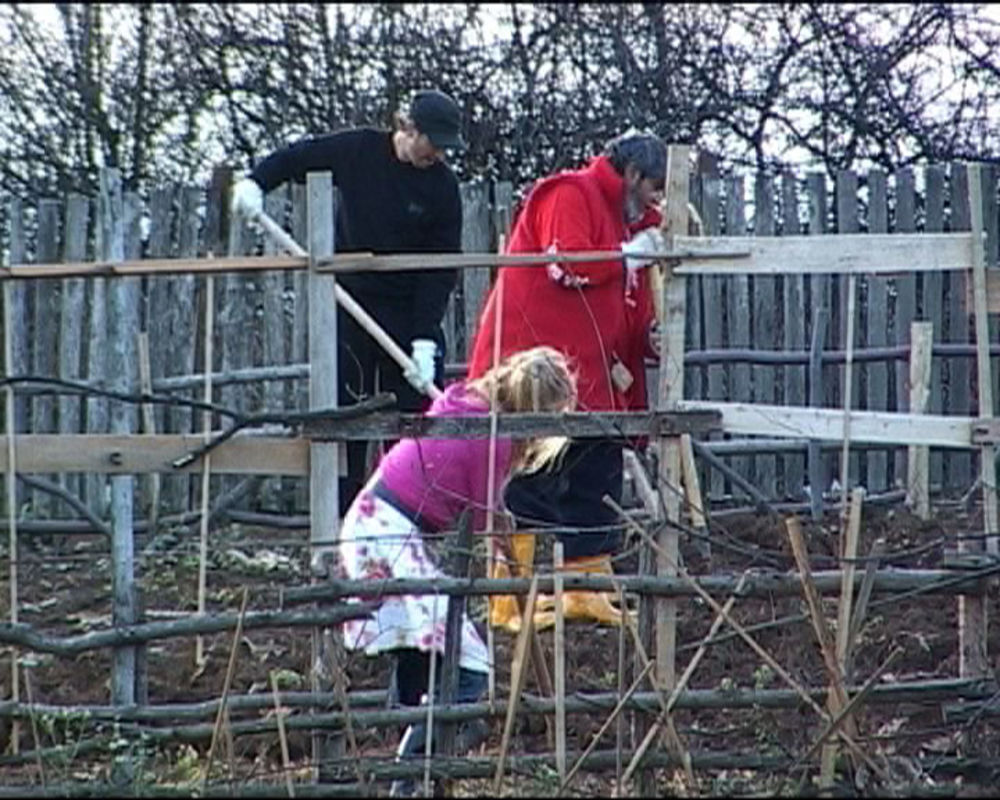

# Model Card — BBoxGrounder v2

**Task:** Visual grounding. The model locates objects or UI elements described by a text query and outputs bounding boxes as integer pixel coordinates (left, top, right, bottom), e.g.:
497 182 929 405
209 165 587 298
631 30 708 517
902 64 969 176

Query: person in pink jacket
336 346 576 790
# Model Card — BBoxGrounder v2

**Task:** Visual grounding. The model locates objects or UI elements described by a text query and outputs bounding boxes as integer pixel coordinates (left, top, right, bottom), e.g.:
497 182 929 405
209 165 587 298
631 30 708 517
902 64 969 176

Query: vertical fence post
894 168 918 484
907 322 933 520
808 309 828 520
32 200 59 518
103 167 139 786
306 172 342 781
866 168 890 493
725 175 752 498
962 162 994 679
261 187 289 509
782 169 806 499
752 171 777 499
925 165 947 492
655 144 690 696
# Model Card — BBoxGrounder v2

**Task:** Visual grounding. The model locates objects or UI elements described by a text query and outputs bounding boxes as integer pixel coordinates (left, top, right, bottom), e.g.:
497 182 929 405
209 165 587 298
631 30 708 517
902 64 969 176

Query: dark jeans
503 439 624 559
337 299 445 516
392 648 488 758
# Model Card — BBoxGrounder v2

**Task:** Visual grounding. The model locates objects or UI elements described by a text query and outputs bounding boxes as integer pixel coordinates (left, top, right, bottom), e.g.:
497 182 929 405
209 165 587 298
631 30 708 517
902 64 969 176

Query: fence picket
924 165 946 491
947 163 972 491
725 175 752 498
700 161 725 501
893 168 918 484
836 170 862 490
753 173 778 499
782 169 806 499
866 169 890 493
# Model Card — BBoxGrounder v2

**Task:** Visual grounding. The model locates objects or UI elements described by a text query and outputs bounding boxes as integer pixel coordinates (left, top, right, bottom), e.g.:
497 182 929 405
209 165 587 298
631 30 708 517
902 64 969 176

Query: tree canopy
1 2 998 202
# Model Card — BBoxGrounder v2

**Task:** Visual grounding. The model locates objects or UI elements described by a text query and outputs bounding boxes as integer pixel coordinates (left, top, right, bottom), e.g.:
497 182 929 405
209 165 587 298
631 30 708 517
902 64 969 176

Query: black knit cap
603 129 667 184
411 89 465 151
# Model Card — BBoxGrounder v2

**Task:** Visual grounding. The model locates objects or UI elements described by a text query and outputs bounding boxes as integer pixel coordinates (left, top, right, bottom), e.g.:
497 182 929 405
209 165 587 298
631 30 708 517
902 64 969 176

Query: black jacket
250 127 461 340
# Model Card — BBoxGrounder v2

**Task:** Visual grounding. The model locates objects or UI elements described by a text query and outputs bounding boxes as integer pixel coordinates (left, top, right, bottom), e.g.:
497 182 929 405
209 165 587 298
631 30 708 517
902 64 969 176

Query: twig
492 575 541 795
269 671 296 798
14 475 111 538
606 497 891 784
202 586 249 790
21 663 45 787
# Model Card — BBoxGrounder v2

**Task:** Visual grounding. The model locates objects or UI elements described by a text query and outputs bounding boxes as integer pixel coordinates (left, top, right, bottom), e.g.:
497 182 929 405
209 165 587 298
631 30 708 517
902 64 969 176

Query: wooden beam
906 322 934 518
0 434 309 475
678 400 977 448
670 232 974 275
5 255 306 279
303 408 720 441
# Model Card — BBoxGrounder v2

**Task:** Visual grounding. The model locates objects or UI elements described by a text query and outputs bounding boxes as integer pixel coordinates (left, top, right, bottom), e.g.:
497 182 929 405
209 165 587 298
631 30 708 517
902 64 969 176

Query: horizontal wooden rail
283 566 998 605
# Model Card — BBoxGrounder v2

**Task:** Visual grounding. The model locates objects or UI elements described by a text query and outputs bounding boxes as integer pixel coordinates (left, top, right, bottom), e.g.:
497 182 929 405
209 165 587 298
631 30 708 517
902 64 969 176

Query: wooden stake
202 586 249 790
4 281 20 755
136 332 161 537
553 542 567 786
906 321 933 519
820 488 863 783
839 274 858 515
269 671 296 798
493 575 541 795
195 275 215 672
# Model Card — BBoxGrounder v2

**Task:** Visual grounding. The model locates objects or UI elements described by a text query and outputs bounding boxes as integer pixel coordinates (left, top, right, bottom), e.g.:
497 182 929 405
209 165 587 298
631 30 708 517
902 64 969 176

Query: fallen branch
0 604 378 655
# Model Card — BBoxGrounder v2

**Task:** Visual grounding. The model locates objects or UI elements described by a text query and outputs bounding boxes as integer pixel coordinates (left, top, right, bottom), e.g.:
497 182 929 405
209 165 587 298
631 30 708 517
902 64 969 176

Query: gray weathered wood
102 169 139 721
686 170 704 400
700 160 725 500
221 178 256 422
306 172 343 780
290 181 310 513
5 200 30 436
145 186 176 437
948 162 972 491
59 194 90 502
809 309 828 519
753 173 777 498
924 164 946 491
983 165 1000 413
86 186 111 512
893 167 918 483
836 170 862 488
782 169 805 498
725 174 752 496
261 188 288 508
866 169 889 492
161 186 201 513
460 181 491 361
32 199 60 517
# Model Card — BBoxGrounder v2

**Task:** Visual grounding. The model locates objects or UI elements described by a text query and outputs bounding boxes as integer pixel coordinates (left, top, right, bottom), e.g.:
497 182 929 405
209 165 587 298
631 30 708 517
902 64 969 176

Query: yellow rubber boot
558 554 635 627
489 534 554 633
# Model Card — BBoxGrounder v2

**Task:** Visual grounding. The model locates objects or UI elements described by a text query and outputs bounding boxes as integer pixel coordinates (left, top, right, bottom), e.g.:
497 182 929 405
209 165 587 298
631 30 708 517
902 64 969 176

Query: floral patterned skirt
339 475 490 674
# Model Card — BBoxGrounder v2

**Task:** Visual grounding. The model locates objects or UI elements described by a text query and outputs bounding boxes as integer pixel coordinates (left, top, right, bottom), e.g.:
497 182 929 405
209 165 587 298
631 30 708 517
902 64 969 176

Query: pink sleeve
466 436 513 532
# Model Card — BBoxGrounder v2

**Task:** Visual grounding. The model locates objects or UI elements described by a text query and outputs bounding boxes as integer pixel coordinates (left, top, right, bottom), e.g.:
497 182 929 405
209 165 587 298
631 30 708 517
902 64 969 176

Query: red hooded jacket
467 155 660 413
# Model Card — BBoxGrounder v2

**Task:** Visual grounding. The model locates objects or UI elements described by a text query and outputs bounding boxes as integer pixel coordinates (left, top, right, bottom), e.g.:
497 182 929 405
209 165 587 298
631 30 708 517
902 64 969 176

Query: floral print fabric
339 475 490 673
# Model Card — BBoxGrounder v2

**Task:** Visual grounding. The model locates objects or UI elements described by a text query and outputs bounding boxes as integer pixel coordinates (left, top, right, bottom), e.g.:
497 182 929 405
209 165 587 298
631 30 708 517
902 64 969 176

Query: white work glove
622 227 668 272
622 227 668 293
232 177 264 219
403 338 437 394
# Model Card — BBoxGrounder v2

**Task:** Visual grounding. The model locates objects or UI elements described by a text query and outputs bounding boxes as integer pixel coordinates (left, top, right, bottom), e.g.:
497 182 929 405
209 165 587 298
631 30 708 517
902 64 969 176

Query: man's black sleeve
411 177 462 340
249 133 352 192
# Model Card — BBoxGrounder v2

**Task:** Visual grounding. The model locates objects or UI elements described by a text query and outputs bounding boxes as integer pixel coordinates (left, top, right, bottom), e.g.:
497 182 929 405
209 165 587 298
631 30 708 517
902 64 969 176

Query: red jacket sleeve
533 183 624 288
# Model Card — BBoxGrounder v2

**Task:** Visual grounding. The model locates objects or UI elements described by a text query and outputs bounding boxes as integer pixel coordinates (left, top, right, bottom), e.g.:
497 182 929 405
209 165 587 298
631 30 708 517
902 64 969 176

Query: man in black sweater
232 89 464 515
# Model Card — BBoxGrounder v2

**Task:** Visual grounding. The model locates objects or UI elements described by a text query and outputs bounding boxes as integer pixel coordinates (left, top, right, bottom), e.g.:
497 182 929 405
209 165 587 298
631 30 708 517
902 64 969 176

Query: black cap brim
426 130 466 152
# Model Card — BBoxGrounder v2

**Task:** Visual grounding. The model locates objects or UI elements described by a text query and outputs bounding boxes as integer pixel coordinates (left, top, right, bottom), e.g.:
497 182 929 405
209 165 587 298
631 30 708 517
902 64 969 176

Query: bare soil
0 499 998 796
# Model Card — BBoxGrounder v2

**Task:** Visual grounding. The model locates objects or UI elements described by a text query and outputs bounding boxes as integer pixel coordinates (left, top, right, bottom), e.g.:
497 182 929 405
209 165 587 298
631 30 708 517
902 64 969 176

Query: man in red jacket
468 131 669 630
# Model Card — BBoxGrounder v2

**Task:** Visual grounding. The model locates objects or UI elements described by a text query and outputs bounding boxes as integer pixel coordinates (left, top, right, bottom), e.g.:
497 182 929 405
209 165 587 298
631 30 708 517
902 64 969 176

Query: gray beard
624 190 643 225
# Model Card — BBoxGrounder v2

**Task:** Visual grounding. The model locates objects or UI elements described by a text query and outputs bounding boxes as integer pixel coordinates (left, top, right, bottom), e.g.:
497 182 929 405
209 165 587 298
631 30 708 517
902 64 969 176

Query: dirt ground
0 497 998 796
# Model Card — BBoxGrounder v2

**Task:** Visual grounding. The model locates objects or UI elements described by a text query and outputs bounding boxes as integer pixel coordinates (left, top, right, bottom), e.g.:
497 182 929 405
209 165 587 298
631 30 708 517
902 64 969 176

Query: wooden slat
670 232 974 275
726 175 753 498
837 170 862 491
894 167 918 484
949 162 973 490
0 434 309 475
866 169 890 493
677 400 976 449
782 169 806 498
753 172 777 498
925 165 947 491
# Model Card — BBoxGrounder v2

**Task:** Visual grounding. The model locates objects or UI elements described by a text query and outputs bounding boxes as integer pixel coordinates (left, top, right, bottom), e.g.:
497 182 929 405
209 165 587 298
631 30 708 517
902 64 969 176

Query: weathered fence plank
59 194 89 503
145 186 176 438
725 175 752 498
460 181 491 363
947 162 973 491
700 158 725 500
894 167 918 485
924 165 946 492
32 200 60 517
261 187 289 509
752 172 777 499
866 169 890 493
836 170 862 491
782 169 806 499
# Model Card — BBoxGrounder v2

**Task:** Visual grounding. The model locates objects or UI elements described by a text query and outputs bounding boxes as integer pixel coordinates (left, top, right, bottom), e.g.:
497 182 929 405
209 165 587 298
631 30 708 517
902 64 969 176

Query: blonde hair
467 346 578 475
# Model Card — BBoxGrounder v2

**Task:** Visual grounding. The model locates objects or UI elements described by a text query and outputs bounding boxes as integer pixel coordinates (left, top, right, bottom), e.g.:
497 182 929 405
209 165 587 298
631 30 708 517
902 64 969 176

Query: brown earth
0 499 998 796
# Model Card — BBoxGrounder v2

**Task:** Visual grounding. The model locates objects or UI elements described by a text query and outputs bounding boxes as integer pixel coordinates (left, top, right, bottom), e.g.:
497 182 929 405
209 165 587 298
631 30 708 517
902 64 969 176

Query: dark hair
603 130 667 183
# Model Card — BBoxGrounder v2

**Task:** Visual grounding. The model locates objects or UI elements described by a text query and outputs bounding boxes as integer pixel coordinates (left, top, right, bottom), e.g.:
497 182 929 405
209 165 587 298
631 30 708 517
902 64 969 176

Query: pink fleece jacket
378 382 512 532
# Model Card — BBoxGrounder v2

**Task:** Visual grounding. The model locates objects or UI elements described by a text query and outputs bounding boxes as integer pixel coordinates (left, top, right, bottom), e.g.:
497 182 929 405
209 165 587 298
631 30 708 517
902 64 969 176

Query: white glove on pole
621 227 668 274
232 177 264 219
403 338 437 393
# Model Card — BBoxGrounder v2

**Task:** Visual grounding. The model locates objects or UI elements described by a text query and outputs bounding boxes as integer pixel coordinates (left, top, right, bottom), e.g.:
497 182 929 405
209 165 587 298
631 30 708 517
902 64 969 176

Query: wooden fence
2 161 999 520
